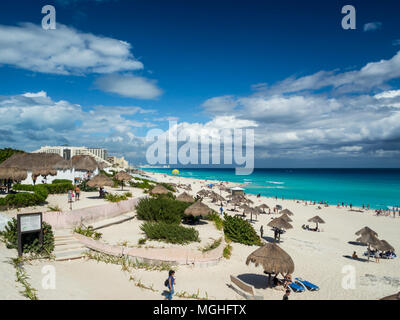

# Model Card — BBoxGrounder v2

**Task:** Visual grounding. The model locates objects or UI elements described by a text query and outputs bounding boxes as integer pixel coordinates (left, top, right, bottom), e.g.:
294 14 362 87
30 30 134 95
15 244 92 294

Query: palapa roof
279 208 294 216
376 239 394 252
197 189 209 196
279 213 293 223
0 167 28 181
150 184 170 195
114 171 132 182
355 226 378 237
267 217 293 230
0 153 63 171
71 155 99 172
257 204 269 209
246 243 295 275
308 215 325 224
184 201 212 217
356 233 381 248
176 192 194 203
87 174 114 187
380 292 400 300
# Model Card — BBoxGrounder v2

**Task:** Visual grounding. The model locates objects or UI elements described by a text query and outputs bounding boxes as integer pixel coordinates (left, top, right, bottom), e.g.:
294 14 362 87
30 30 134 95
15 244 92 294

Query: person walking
67 189 73 203
260 225 264 238
166 270 175 300
75 185 81 201
283 289 291 300
220 206 223 216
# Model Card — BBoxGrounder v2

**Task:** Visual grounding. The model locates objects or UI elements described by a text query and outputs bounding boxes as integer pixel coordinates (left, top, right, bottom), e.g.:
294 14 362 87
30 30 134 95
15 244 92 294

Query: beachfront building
107 156 131 170
33 145 112 167
0 153 100 185
230 187 244 196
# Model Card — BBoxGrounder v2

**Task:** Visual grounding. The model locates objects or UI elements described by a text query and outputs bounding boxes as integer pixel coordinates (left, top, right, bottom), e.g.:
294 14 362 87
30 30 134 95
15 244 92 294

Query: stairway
54 233 88 261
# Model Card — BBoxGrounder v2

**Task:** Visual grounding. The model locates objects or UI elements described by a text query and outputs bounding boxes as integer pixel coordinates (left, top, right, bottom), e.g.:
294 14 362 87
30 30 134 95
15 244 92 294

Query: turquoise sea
141 168 400 210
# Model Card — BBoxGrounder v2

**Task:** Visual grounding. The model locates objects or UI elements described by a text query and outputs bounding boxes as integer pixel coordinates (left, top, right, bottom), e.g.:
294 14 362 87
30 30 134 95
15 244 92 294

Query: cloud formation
0 23 143 75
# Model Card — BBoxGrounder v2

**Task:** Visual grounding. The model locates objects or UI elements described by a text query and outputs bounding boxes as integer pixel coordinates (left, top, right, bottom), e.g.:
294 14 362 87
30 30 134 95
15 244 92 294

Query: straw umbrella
279 213 293 223
268 217 293 243
0 167 28 181
256 204 269 213
114 171 132 191
71 155 99 172
184 201 212 217
279 208 294 216
355 226 378 237
150 184 170 195
308 215 325 230
87 174 114 187
380 292 400 300
246 243 295 283
356 233 381 262
375 240 394 252
176 192 194 203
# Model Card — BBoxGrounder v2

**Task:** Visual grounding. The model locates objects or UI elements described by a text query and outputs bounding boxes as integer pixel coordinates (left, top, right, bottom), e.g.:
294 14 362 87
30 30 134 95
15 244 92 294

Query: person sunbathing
283 273 292 289
352 251 358 259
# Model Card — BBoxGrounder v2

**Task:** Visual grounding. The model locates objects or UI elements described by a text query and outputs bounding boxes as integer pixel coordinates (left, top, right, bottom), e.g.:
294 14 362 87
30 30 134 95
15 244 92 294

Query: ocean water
140 168 400 210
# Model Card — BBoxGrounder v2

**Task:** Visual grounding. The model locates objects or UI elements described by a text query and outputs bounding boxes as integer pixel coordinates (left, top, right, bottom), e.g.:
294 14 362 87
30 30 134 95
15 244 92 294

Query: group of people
67 186 81 203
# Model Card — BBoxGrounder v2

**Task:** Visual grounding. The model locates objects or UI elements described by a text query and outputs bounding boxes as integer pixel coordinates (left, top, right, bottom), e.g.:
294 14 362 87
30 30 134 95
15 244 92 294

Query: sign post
17 213 43 257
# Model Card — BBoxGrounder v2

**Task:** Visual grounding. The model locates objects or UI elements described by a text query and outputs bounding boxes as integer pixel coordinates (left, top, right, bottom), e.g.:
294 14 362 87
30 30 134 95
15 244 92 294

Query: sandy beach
1 171 399 300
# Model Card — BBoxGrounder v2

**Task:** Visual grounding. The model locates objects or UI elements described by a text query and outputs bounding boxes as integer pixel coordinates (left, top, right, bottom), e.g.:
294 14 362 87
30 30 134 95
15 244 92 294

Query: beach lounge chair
295 278 319 291
288 281 305 292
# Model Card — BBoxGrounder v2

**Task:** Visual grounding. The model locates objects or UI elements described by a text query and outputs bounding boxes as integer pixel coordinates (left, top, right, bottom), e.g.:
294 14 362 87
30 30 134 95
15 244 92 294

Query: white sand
1 172 400 300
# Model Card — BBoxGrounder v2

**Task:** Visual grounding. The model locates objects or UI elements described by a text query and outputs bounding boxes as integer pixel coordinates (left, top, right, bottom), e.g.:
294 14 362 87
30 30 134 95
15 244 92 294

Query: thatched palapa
87 174 114 187
268 217 293 230
355 226 378 237
184 201 212 217
0 167 28 181
176 192 195 203
246 243 295 275
150 184 170 195
279 209 294 216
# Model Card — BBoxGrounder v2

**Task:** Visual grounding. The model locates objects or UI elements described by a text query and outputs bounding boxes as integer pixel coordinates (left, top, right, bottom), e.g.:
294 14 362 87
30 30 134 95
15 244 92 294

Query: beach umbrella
176 192 195 203
279 213 293 223
268 217 293 243
380 292 400 300
0 167 28 181
375 240 394 252
87 174 114 188
308 215 325 230
184 201 212 217
256 204 269 213
150 184 170 195
279 208 294 216
71 155 99 172
356 233 382 262
246 243 295 276
355 226 378 237
114 171 132 190
197 189 209 196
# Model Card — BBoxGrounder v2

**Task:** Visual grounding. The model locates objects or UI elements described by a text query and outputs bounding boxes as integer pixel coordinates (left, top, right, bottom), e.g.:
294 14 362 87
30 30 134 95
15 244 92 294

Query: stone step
54 238 79 245
54 243 85 253
54 248 88 261
91 213 136 230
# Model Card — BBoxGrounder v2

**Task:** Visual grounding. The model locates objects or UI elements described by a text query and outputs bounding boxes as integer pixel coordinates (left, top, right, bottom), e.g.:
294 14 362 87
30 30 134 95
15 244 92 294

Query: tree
0 148 25 164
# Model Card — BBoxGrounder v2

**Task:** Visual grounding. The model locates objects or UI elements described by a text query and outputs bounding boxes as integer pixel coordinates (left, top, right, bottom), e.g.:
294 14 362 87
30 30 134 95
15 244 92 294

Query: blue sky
1 0 400 167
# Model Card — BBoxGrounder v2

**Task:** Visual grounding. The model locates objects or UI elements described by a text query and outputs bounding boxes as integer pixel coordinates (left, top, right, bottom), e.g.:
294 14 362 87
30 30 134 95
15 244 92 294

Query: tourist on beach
283 273 292 289
374 251 380 263
166 270 175 300
75 185 80 201
67 189 73 203
220 206 223 216
260 225 264 238
283 289 291 300
352 251 358 259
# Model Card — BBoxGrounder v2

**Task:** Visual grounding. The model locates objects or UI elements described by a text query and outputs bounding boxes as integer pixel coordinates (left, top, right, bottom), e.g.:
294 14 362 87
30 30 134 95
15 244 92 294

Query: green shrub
0 218 54 256
129 179 153 190
13 182 73 195
2 192 46 208
79 180 97 192
105 193 128 202
140 221 199 244
223 244 232 259
74 225 102 240
223 214 262 246
51 179 73 184
201 237 222 252
204 212 224 230
136 197 191 224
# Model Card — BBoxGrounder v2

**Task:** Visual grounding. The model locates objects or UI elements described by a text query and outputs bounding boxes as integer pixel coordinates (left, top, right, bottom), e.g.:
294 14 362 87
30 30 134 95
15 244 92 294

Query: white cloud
363 22 382 32
374 90 400 99
95 74 162 99
0 23 143 75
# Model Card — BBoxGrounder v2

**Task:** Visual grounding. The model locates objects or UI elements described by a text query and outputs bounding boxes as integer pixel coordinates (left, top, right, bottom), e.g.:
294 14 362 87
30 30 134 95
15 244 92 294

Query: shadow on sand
237 273 270 289
343 255 369 263
348 241 367 247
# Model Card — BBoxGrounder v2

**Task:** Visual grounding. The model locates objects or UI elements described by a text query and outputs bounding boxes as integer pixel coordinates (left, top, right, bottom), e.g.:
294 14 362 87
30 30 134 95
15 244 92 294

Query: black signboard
17 212 43 257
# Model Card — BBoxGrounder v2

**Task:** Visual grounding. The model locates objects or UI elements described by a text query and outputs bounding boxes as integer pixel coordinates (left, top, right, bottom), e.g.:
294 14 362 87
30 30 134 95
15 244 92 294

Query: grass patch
140 221 200 245
74 225 102 240
10 256 38 300
223 214 262 246
200 237 222 253
175 289 208 300
223 244 233 259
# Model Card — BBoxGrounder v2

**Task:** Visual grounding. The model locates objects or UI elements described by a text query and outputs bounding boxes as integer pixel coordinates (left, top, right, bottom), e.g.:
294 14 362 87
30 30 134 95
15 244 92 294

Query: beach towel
288 282 305 292
295 278 319 291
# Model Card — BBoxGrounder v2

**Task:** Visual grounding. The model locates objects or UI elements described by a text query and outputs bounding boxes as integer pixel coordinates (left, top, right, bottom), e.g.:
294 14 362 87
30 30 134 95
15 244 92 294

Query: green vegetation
140 221 200 244
0 148 24 164
11 257 38 300
223 214 262 246
136 197 191 224
51 179 73 184
78 179 98 192
175 289 208 300
223 244 233 259
204 212 224 230
0 218 54 256
129 178 154 190
47 204 61 212
74 225 102 240
104 192 132 202
13 181 73 194
85 250 172 271
200 237 222 253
